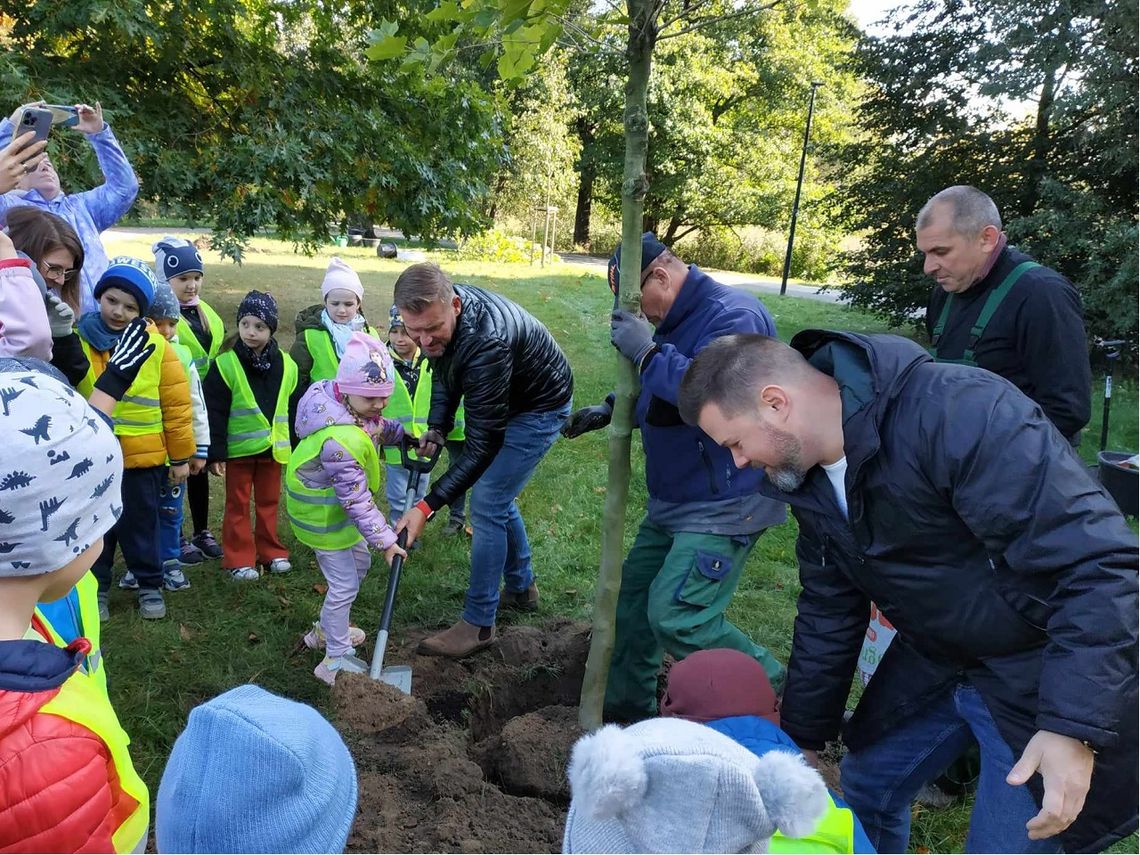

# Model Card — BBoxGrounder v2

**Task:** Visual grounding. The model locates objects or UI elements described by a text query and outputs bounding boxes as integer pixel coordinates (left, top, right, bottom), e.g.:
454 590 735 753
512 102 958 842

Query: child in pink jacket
288 333 407 685
0 229 51 360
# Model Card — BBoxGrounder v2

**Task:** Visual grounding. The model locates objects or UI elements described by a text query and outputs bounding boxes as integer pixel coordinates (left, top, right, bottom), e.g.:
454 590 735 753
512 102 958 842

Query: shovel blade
379 665 412 694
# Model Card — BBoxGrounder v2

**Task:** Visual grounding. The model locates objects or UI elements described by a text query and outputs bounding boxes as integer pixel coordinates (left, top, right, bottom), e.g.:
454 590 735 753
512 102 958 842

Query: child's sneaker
179 536 206 565
137 588 167 620
229 566 260 581
97 591 110 621
118 570 139 590
314 652 369 686
163 560 190 591
303 621 367 650
264 557 292 574
192 529 223 559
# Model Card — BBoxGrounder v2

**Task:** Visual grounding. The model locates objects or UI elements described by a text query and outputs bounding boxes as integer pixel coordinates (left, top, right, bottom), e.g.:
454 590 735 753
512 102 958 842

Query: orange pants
222 455 288 570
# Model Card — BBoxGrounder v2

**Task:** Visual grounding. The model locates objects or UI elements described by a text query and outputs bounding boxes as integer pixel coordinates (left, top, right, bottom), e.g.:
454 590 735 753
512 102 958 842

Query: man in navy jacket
678 331 1137 854
563 233 787 722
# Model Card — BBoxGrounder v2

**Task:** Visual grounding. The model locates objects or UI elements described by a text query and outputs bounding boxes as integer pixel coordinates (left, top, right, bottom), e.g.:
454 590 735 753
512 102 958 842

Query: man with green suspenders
918 185 1091 445
866 185 1095 806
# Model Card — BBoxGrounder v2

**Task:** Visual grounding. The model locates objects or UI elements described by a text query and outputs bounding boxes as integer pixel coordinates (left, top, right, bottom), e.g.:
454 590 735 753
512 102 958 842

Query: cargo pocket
675 550 733 608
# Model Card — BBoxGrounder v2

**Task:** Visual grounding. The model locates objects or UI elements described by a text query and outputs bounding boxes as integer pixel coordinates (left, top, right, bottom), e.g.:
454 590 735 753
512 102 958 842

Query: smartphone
44 104 79 128
17 107 53 144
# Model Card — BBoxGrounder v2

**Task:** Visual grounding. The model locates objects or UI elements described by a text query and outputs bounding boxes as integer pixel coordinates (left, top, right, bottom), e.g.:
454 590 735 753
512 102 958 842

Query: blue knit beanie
156 684 358 853
238 289 279 333
146 282 181 322
152 236 204 284
93 256 157 316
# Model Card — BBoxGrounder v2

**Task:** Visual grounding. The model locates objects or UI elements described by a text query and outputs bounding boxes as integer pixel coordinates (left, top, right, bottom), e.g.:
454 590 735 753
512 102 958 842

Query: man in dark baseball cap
607 231 668 301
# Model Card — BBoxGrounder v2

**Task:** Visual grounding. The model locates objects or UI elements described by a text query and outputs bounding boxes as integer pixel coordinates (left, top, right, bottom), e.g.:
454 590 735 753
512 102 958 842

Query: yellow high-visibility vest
35 626 149 853
78 332 167 437
769 795 856 853
384 356 464 465
285 423 380 550
175 300 224 377
214 350 297 463
33 571 106 691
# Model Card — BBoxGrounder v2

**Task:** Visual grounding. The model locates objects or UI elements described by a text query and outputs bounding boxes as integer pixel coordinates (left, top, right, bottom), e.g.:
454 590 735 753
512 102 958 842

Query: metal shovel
368 434 440 692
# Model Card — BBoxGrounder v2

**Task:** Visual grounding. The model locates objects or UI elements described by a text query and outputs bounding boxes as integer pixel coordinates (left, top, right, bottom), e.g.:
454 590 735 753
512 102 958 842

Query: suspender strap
963 261 1039 362
931 261 1040 360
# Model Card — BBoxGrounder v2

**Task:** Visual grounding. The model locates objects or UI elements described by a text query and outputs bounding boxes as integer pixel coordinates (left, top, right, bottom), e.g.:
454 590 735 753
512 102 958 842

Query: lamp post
780 81 823 296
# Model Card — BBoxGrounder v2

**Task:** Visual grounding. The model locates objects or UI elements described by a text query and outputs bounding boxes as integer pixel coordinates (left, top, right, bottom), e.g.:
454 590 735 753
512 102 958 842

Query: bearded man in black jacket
679 331 1137 855
393 263 573 658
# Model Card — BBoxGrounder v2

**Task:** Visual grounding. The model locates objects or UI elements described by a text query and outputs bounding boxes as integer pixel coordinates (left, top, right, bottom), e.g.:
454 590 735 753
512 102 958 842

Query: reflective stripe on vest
33 571 107 690
768 795 856 853
78 332 167 436
929 261 1040 365
175 300 225 377
304 328 341 383
214 350 298 463
285 424 380 550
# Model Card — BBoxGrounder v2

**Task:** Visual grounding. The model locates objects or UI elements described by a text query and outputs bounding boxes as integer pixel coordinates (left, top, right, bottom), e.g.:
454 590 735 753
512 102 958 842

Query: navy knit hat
237 290 278 333
152 237 204 285
94 256 157 315
146 282 181 322
156 684 358 853
607 232 668 299
388 304 404 332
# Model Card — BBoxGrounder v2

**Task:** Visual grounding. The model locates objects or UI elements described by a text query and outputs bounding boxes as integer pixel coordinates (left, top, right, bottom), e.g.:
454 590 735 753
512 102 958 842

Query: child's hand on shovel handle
384 541 408 566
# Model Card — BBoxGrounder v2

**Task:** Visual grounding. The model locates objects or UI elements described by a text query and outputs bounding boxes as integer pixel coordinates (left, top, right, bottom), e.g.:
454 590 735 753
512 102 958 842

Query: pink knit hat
335 332 395 397
321 256 364 301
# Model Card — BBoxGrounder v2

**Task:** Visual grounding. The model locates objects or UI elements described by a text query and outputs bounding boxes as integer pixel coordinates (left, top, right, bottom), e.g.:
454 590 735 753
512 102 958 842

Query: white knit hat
321 256 364 301
562 717 828 853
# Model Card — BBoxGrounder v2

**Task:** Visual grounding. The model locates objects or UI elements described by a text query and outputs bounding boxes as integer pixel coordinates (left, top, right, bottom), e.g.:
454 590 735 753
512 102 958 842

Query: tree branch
656 0 781 41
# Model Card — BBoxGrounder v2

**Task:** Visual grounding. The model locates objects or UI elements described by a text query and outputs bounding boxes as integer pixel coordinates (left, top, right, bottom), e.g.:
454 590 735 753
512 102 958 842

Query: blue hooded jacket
636 266 784 530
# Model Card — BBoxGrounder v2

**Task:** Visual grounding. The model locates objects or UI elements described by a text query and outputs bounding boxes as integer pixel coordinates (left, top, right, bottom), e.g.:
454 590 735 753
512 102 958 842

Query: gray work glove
562 401 613 438
94 318 155 400
610 309 656 369
45 292 75 337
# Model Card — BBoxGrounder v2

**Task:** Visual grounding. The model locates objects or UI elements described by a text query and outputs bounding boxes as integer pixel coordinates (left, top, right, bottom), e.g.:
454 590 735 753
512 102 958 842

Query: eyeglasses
39 260 78 283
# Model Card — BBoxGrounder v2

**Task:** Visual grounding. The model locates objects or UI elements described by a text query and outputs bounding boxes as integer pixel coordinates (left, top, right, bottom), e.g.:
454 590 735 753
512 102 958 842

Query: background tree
0 0 506 259
836 0 1138 352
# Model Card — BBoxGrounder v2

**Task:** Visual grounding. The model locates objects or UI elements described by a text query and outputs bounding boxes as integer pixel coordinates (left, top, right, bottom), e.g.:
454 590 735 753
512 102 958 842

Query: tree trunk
662 211 684 244
1023 14 1071 217
578 0 655 732
573 121 596 247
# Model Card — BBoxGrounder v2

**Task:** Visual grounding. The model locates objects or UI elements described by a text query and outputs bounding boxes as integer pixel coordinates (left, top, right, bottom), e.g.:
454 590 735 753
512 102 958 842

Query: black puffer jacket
423 285 573 510
773 330 1137 853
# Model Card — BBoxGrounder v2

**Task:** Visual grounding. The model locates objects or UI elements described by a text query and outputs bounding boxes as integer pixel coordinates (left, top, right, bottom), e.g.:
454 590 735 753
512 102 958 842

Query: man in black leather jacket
393 262 573 657
677 331 1137 855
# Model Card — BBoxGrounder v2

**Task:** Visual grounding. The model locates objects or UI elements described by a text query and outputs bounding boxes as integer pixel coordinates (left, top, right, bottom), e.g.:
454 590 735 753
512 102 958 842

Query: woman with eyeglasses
5 207 90 386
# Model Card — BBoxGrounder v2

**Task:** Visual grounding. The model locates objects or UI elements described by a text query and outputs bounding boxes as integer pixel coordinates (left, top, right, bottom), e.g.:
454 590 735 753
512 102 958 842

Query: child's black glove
94 318 156 400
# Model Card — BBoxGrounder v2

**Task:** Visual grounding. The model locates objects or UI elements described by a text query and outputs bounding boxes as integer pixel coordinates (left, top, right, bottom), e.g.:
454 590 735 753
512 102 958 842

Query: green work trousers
603 516 786 722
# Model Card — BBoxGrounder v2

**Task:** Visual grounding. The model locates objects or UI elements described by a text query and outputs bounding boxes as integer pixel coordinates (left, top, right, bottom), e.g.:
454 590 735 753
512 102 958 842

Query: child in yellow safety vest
203 290 301 581
387 306 468 535
0 361 150 854
290 256 380 394
76 258 195 621
145 282 211 593
153 236 225 566
286 332 407 685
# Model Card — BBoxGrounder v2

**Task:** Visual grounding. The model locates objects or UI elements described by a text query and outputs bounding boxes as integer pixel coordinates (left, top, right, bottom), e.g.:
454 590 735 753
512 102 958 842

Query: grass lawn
99 234 1138 853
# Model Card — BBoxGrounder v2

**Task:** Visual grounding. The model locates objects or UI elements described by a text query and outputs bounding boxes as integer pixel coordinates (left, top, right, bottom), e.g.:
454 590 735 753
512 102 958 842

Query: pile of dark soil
333 620 590 853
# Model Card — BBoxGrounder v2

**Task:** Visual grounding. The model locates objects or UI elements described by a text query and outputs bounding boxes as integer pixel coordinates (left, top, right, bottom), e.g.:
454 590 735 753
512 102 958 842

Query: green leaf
365 34 407 61
425 0 461 21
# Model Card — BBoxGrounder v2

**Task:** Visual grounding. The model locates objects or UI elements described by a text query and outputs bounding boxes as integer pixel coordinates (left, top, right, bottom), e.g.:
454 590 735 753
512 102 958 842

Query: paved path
106 228 845 304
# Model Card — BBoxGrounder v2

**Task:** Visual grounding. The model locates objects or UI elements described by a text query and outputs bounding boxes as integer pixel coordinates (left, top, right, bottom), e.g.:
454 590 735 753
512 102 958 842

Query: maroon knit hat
659 648 781 726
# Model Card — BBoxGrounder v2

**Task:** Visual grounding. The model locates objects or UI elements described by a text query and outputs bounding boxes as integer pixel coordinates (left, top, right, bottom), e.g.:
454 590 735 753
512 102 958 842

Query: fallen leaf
563 589 578 596
277 595 292 607
178 624 192 642
312 583 328 595
247 632 260 644
593 486 606 494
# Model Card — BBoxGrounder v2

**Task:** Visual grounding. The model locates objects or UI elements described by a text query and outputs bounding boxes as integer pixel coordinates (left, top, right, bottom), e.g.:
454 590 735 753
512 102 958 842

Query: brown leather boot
499 581 539 612
417 619 496 658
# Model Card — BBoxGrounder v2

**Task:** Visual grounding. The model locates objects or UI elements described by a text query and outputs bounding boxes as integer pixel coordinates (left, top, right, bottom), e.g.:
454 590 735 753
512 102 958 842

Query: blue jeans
841 682 1062 854
463 403 570 626
158 473 185 564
